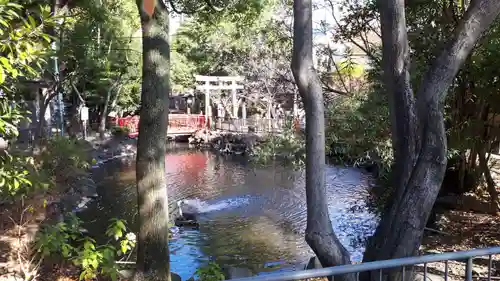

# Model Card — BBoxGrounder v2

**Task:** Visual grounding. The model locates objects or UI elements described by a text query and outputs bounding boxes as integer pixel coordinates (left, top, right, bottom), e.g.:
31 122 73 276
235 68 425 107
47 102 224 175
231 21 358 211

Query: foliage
325 87 392 178
251 118 306 167
39 136 90 172
0 1 53 86
110 125 130 137
195 261 225 281
0 0 55 201
0 0 54 139
59 0 141 120
171 0 294 114
35 215 136 281
0 153 38 197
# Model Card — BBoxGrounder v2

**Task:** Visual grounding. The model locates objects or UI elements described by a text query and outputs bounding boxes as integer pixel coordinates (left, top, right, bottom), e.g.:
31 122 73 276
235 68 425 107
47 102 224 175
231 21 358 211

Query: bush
0 136 93 203
325 89 393 179
35 215 136 281
195 262 225 281
39 137 91 175
251 118 305 167
111 126 130 137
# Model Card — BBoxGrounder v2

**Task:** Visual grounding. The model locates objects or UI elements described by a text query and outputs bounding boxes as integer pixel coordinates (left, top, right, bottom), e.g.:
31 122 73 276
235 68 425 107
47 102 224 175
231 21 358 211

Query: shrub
38 137 90 176
195 262 225 281
250 118 305 167
325 89 393 179
111 126 130 137
35 215 136 281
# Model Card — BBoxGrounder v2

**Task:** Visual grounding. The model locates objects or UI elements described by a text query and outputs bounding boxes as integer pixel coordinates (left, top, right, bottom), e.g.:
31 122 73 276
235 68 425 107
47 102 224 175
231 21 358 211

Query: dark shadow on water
80 144 379 280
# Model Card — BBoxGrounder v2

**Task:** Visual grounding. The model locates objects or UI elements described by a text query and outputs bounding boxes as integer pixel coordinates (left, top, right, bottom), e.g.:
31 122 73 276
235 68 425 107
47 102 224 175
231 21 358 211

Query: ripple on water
86 148 379 280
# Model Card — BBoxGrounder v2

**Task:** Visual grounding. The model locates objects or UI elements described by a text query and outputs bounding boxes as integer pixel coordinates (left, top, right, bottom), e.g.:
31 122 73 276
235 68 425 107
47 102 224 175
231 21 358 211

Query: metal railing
229 247 500 281
213 118 291 133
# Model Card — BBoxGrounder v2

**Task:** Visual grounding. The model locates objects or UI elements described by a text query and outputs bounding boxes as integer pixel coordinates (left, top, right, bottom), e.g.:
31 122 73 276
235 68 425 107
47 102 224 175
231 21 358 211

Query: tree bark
362 0 500 280
291 1 354 280
133 1 171 280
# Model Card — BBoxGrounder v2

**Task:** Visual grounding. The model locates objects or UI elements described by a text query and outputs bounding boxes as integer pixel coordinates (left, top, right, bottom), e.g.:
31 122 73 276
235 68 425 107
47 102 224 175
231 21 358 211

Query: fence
229 247 500 281
212 118 295 133
16 115 297 141
114 115 295 136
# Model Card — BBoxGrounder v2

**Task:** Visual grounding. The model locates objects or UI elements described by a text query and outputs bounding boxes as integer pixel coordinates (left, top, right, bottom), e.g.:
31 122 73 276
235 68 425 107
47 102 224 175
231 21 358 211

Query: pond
83 145 379 280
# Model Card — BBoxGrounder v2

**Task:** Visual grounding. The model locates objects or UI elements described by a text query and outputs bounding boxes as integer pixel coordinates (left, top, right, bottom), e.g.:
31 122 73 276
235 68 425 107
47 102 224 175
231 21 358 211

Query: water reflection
85 147 378 280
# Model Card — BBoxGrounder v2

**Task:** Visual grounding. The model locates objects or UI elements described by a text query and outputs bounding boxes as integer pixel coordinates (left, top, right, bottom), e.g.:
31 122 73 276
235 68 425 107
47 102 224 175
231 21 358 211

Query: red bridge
115 114 208 138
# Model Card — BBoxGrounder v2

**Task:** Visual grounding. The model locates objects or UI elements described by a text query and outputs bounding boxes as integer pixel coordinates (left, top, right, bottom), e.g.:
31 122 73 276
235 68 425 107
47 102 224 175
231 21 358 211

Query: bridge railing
229 247 500 281
168 114 207 130
114 114 208 137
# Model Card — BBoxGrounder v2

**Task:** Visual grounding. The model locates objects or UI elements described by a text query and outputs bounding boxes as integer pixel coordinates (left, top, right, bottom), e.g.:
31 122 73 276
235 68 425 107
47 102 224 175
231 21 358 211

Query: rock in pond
118 270 182 281
222 267 253 279
413 272 446 281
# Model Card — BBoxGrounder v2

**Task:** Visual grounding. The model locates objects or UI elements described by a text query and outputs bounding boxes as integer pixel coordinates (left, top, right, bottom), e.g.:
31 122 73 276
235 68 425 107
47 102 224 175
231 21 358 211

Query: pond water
83 145 379 280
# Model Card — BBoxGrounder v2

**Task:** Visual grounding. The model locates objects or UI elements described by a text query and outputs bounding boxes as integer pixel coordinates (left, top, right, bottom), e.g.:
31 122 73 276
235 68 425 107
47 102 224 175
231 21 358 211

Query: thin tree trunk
69 81 85 137
478 150 500 214
98 43 120 139
99 82 121 139
291 1 354 281
362 0 500 280
477 101 500 214
37 89 59 144
98 90 111 139
133 0 171 280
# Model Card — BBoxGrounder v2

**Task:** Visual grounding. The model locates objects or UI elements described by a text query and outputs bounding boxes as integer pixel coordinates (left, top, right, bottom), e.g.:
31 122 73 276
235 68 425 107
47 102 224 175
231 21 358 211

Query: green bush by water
195 262 225 281
35 216 136 281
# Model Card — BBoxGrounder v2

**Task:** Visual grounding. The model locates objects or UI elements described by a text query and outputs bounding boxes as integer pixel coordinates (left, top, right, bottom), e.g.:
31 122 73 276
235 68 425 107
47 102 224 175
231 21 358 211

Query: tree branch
327 0 381 65
416 0 500 110
164 0 224 14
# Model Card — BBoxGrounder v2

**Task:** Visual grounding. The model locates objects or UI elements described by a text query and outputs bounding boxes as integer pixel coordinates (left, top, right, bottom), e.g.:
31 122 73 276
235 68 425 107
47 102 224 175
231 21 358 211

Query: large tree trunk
133 1 171 281
362 0 500 280
291 1 354 281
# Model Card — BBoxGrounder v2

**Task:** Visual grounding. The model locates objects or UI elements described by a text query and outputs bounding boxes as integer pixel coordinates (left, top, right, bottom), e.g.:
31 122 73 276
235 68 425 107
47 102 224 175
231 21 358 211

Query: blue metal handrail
229 247 500 281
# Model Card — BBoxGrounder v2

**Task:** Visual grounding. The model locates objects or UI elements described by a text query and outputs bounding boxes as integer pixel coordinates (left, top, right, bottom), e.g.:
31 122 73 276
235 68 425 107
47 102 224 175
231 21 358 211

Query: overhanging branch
164 0 224 14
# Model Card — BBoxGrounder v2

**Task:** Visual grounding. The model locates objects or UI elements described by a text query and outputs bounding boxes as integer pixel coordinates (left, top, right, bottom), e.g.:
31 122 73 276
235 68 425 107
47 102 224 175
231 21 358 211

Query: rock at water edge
117 270 183 281
304 256 323 270
413 272 448 281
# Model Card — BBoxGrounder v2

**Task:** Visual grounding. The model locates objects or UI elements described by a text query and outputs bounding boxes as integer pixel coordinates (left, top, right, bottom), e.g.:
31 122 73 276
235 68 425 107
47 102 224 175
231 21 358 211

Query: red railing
115 114 208 138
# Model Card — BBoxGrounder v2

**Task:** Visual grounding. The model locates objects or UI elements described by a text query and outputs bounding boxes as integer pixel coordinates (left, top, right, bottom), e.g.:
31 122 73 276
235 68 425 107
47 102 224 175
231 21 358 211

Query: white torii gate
194 75 246 126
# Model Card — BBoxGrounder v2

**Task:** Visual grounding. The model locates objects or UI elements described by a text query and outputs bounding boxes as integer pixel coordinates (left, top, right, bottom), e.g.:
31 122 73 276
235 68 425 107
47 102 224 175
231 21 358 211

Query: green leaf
0 65 4 84
27 15 36 27
79 271 87 281
13 178 20 190
91 258 99 269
